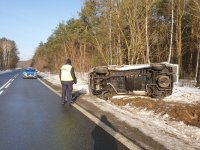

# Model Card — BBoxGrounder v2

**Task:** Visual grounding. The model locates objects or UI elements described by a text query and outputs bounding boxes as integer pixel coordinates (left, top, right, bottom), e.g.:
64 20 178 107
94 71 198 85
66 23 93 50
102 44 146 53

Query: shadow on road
72 89 87 102
92 115 118 150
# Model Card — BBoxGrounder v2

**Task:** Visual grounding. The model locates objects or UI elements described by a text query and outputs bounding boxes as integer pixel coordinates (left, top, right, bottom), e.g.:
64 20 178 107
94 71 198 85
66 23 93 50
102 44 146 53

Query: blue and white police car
23 68 38 79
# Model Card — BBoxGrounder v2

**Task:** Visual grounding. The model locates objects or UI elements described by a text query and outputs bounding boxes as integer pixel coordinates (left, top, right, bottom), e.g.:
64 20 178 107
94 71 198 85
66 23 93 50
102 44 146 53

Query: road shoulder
38 77 167 150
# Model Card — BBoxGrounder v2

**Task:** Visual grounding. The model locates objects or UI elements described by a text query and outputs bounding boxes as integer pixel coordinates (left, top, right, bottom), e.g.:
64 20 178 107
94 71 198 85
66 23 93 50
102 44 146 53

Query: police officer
60 58 77 105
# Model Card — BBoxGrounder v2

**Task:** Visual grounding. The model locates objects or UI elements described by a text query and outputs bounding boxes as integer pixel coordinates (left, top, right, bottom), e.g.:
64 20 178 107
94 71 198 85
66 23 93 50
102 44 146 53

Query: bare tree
176 0 186 78
145 0 151 64
196 42 200 82
0 38 19 69
168 0 174 63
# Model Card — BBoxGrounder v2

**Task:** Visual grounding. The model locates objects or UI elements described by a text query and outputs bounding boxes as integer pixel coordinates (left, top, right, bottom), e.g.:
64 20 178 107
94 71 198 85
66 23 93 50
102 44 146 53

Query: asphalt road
0 70 129 150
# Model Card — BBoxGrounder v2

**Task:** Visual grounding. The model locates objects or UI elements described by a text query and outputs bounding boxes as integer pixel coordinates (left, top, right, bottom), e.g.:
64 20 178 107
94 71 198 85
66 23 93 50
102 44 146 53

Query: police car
22 68 38 79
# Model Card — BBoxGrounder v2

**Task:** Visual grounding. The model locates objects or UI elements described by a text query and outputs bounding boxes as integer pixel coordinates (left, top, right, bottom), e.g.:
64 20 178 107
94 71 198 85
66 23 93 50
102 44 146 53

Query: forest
0 38 19 70
32 0 200 82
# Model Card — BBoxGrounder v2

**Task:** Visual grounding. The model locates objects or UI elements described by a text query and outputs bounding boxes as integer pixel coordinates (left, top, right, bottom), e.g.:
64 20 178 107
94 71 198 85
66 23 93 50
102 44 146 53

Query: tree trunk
195 41 200 82
168 0 174 63
63 41 68 58
83 43 86 71
145 0 150 64
109 11 112 65
94 37 108 64
177 0 184 79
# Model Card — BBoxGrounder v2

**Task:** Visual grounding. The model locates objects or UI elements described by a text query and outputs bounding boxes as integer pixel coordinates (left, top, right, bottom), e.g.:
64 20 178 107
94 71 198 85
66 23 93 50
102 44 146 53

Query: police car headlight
23 72 27 76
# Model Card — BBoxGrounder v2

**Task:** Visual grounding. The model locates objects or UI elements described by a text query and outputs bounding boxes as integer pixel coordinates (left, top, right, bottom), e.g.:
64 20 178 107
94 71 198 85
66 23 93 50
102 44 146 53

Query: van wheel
157 75 170 88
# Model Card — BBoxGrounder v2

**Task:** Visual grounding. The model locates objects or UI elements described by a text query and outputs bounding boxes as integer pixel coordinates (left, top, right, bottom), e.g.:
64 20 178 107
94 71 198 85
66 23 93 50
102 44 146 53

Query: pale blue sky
0 0 83 61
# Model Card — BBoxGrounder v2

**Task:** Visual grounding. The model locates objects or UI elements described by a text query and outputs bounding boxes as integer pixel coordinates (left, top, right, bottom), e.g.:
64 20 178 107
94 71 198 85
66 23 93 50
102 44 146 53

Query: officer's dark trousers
61 84 73 103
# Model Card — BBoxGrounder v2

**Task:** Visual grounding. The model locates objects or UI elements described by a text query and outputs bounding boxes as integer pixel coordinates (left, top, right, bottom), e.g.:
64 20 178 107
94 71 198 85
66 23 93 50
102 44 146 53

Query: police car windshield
25 68 35 72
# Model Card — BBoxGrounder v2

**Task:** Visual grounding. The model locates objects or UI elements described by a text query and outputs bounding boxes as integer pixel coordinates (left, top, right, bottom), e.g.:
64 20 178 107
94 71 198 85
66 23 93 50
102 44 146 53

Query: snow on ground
0 69 12 74
40 72 90 94
41 72 200 149
163 85 200 104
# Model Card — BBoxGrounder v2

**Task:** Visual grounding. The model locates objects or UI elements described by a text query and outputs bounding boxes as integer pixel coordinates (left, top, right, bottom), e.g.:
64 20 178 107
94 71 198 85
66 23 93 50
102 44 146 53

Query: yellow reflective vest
60 64 73 81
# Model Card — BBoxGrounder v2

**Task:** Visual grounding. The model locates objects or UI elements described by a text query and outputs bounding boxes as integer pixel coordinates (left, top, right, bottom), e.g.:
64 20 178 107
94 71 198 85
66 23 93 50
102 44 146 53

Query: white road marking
4 83 11 88
14 74 19 78
0 79 12 90
38 78 141 150
0 90 3 95
0 74 18 91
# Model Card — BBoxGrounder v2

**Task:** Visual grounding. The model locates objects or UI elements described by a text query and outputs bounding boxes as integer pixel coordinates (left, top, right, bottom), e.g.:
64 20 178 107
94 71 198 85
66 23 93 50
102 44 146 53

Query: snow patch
0 70 12 74
163 84 200 104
